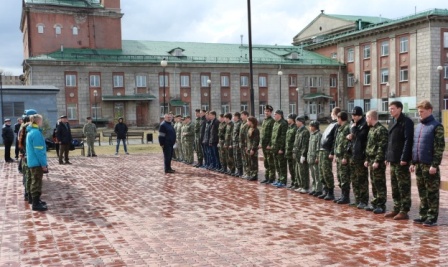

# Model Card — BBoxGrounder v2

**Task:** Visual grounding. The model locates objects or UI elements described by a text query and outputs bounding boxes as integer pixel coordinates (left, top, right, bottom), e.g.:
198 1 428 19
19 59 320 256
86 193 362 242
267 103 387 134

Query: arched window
37 23 44 34
54 24 62 35
72 26 78 35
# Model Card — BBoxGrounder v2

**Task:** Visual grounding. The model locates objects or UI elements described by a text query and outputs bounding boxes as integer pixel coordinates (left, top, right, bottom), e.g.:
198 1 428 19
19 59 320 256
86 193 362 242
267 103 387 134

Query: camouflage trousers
286 157 296 186
174 139 183 160
225 147 235 172
262 147 276 181
233 143 242 169
182 140 194 164
218 140 226 169
309 162 322 192
194 138 203 164
295 160 309 189
86 136 96 156
415 163 440 221
350 159 369 204
390 163 412 213
240 146 249 175
22 159 32 194
368 162 387 209
30 167 44 198
336 158 350 190
274 152 287 183
247 150 258 177
319 150 334 189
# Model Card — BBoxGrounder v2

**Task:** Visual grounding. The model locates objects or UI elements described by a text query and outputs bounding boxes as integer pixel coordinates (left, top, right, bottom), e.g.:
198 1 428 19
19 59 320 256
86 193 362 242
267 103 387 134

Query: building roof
102 94 156 101
24 0 103 8
325 14 391 24
2 85 59 91
26 40 342 66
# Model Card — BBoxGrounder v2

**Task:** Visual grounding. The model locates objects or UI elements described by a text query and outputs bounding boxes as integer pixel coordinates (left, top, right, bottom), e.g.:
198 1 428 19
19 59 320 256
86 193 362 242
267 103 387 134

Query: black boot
337 189 350 204
318 187 328 199
32 197 48 211
237 168 243 177
260 175 270 184
324 188 335 201
28 194 33 204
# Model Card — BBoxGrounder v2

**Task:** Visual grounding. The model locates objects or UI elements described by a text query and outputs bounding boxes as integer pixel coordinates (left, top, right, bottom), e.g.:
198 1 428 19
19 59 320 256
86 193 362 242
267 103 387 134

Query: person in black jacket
56 115 73 164
114 117 129 155
14 117 23 159
384 101 414 220
347 106 370 209
2 118 15 162
159 114 176 173
208 111 221 170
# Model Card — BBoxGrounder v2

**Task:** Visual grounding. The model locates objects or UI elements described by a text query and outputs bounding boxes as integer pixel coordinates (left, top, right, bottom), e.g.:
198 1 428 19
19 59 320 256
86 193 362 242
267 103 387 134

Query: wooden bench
104 131 145 145
71 132 86 156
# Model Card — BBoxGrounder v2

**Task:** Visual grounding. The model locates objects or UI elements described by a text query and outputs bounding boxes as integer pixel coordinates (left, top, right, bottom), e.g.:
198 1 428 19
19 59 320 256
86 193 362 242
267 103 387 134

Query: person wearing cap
260 105 276 184
201 112 212 168
14 117 23 160
173 115 183 161
333 111 351 204
223 113 235 175
181 116 194 165
347 106 370 209
114 117 129 155
57 115 73 164
270 110 288 187
239 111 250 178
83 116 97 157
246 116 260 180
285 113 297 189
208 111 221 170
159 113 176 174
308 120 322 196
231 112 243 177
2 118 14 162
217 114 228 173
293 115 310 193
364 110 388 214
318 107 341 200
194 109 205 167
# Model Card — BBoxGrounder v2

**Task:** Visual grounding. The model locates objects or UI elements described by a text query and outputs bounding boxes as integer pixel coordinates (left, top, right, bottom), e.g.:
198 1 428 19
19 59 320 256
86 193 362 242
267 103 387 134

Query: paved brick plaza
1 153 448 266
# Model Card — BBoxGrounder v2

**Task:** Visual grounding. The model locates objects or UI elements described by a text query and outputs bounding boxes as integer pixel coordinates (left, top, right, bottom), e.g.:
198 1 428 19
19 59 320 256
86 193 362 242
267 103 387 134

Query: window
37 24 44 34
364 71 371 85
90 75 100 87
159 74 168 87
347 74 355 87
381 41 389 56
175 107 182 116
72 26 78 35
347 48 354 62
221 75 230 87
400 67 408 81
113 74 124 88
308 102 317 115
289 103 296 114
92 105 102 119
307 77 322 87
347 101 355 112
381 69 389 84
382 99 389 112
201 75 210 87
364 100 371 113
241 75 249 87
400 36 408 53
201 104 209 111
289 75 297 87
67 103 78 120
136 75 147 87
259 76 267 87
259 101 267 117
65 74 76 87
331 52 337 59
444 66 448 79
114 103 124 119
160 104 168 117
329 101 336 112
55 25 62 35
241 102 248 111
183 104 190 116
3 102 24 117
330 76 337 88
363 45 371 59
444 32 448 48
180 75 190 87
221 103 230 114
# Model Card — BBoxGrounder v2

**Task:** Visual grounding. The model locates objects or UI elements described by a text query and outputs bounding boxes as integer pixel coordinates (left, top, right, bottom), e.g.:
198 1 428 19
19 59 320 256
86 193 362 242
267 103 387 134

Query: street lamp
161 58 168 115
207 78 211 111
278 70 283 110
296 87 300 115
93 89 98 125
437 65 444 120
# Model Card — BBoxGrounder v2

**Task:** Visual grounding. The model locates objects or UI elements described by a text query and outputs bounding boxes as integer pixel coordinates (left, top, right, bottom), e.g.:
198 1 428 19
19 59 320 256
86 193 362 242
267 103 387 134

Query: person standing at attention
83 116 97 157
114 117 129 155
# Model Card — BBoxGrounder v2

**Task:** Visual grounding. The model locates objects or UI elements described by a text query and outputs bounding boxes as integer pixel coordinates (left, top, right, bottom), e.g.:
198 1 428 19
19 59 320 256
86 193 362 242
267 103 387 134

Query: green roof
302 93 333 100
326 14 391 24
28 40 342 66
170 100 188 107
102 94 156 101
24 0 103 8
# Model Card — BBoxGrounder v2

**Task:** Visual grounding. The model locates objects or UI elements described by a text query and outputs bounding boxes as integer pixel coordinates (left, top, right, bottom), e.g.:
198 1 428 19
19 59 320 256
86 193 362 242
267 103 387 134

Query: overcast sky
0 0 446 75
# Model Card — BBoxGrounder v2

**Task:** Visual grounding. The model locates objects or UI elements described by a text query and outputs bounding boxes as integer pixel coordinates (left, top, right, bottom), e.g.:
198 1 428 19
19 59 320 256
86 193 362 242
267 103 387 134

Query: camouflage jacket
365 121 388 163
232 119 242 146
224 121 234 147
239 120 249 149
270 119 288 153
293 125 310 160
83 122 97 138
307 130 322 163
218 121 227 142
175 122 183 141
181 122 194 142
285 123 297 159
194 116 202 140
334 122 350 159
261 116 275 148
247 127 260 152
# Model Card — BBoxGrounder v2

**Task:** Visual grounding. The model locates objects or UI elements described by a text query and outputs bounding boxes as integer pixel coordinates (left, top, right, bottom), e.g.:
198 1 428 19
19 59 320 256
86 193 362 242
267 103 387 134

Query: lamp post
278 70 283 110
296 87 300 115
93 89 98 125
437 65 444 121
161 58 168 115
0 72 3 125
207 78 211 111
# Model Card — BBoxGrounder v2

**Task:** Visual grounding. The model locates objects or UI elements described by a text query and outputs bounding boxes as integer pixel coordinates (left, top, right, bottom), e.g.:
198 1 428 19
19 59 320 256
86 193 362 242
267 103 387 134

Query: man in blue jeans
114 117 129 155
159 114 176 173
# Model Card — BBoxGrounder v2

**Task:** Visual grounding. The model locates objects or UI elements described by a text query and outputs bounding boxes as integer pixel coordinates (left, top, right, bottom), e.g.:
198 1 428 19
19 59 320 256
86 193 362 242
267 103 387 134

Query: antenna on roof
321 10 324 14
240 34 243 46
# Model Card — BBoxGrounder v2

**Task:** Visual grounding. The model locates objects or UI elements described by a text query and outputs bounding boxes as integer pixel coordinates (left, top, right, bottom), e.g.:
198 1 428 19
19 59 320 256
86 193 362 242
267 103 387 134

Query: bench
71 132 86 156
104 131 145 145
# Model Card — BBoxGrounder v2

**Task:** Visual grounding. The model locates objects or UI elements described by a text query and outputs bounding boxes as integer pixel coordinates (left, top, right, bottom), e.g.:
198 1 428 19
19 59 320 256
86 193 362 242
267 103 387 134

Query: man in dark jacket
114 117 129 155
208 111 220 170
202 112 212 169
14 117 23 159
56 115 73 164
385 101 414 220
2 118 15 162
159 114 176 173
347 106 370 209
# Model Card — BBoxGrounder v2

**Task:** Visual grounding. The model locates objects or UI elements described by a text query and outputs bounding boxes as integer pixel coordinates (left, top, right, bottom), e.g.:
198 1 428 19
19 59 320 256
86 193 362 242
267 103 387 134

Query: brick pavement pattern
1 153 448 266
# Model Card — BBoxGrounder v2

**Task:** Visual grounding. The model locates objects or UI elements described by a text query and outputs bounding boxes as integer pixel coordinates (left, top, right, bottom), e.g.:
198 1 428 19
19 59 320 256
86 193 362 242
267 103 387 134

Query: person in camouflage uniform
232 112 243 177
293 115 310 193
347 106 370 209
285 113 297 189
385 101 414 220
194 109 205 167
308 121 322 196
83 117 97 157
224 113 235 175
318 107 340 200
364 110 388 214
239 111 250 178
260 105 276 184
246 116 260 181
173 115 183 161
410 100 445 227
333 111 351 204
181 116 195 164
217 114 227 172
270 110 288 187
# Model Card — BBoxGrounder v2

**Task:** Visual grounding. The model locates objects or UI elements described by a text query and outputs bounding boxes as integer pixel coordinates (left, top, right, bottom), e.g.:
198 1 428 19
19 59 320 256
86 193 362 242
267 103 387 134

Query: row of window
347 67 410 87
346 36 409 62
37 23 79 35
